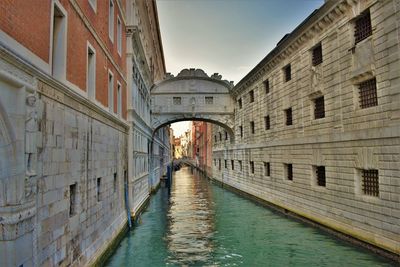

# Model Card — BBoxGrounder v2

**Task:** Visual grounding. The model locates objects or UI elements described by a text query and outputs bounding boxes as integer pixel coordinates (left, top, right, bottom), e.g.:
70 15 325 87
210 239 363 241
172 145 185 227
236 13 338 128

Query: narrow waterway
106 167 395 266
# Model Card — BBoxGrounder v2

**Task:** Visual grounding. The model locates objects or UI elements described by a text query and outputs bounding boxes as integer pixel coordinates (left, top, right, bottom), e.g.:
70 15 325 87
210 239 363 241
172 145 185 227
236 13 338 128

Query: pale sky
156 0 325 135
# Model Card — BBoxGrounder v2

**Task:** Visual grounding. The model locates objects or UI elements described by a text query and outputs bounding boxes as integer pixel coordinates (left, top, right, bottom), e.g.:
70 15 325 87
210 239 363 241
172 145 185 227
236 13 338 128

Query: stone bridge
151 69 235 138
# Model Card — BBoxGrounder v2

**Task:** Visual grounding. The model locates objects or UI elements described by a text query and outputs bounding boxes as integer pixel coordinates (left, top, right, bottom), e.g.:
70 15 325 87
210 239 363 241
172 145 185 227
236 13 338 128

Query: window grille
312 44 323 66
355 11 372 44
286 164 293 180
285 108 293 126
250 121 255 134
265 116 270 130
362 169 379 197
359 78 377 108
238 98 242 109
314 96 325 119
316 166 326 186
205 96 213 104
173 97 181 105
284 64 291 82
249 90 255 103
250 161 254 174
264 162 270 176
264 79 270 94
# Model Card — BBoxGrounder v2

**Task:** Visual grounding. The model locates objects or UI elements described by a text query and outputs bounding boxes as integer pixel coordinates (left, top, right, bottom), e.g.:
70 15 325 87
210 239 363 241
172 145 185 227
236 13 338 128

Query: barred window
239 126 243 138
225 160 227 169
264 79 270 94
225 131 228 140
205 96 213 104
219 132 222 141
314 96 325 119
250 161 255 174
214 159 216 166
250 121 255 134
231 160 234 170
316 166 326 187
264 162 270 176
312 44 323 66
113 172 117 193
173 97 181 105
239 160 243 171
69 183 77 216
214 135 217 142
285 108 293 126
218 159 221 170
284 64 291 82
285 164 293 180
359 78 377 108
265 115 270 130
362 169 379 197
97 177 101 201
238 98 242 109
355 10 372 44
249 90 255 103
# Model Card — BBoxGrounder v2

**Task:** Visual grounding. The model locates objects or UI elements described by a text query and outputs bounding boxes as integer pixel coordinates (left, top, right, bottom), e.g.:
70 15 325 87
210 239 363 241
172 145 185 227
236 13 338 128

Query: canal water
106 167 395 266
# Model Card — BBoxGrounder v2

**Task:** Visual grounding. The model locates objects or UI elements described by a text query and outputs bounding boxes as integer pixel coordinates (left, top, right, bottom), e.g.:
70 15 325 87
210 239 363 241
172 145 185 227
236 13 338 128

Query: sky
156 0 325 137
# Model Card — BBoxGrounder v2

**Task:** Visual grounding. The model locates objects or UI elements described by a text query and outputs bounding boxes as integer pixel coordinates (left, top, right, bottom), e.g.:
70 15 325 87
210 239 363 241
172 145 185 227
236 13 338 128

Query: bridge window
314 96 325 119
97 177 102 201
231 160 234 170
362 169 379 197
354 10 372 44
224 160 227 169
264 116 270 130
358 78 377 109
173 97 182 105
69 183 77 216
239 126 243 138
205 96 213 105
285 164 293 181
284 64 291 82
312 43 323 66
315 166 326 187
264 79 270 94
238 98 242 109
250 121 255 134
249 90 255 103
250 161 255 174
285 108 293 126
264 162 270 177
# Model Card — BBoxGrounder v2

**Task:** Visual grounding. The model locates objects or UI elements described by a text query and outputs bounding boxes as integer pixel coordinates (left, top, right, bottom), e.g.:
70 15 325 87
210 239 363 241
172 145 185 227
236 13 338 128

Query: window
238 98 242 109
219 132 222 141
231 160 234 170
285 108 293 126
312 44 323 66
362 169 379 197
264 79 270 94
108 0 114 41
239 126 243 138
359 78 378 108
314 96 325 119
117 82 122 116
225 131 228 140
52 4 67 79
250 121 255 134
87 45 96 100
108 72 114 112
315 166 326 187
214 135 217 143
284 64 291 82
218 159 221 171
205 97 213 104
249 90 255 103
97 177 101 201
113 173 117 193
69 183 77 216
88 0 97 11
173 97 181 105
239 160 243 172
250 161 254 174
264 116 270 130
214 159 216 166
117 16 122 55
285 164 293 180
355 10 372 44
224 160 227 169
264 162 270 176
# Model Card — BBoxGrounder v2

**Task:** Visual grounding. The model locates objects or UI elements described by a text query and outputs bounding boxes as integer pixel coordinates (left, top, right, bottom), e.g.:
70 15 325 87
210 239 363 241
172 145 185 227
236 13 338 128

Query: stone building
192 121 213 175
0 0 171 266
212 0 399 256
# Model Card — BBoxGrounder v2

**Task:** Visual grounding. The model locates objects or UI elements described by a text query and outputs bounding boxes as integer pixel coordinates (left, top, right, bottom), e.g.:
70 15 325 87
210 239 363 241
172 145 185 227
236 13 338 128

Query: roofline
153 0 166 75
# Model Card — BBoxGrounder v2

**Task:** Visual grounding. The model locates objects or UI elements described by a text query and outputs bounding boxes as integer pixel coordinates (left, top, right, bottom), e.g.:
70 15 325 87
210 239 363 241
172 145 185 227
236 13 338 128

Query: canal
106 167 395 266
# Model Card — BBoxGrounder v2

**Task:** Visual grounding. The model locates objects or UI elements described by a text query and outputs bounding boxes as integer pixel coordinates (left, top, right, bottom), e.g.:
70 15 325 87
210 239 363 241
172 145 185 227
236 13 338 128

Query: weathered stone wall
212 0 400 255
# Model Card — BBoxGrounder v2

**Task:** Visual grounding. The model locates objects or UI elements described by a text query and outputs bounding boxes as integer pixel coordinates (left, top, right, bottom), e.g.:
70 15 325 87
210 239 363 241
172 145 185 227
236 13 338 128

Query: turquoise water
106 167 395 266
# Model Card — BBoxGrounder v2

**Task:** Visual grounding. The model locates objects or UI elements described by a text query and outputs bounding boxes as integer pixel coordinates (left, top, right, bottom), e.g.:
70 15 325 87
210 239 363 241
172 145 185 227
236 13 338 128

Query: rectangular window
97 177 101 201
214 135 217 143
225 131 228 140
264 116 270 130
219 132 222 141
250 121 255 134
285 108 293 126
284 64 291 82
316 166 326 187
239 126 243 138
362 169 379 197
117 83 122 116
355 10 372 44
359 78 378 108
238 98 242 109
231 160 234 170
117 16 122 55
239 160 243 172
173 97 182 105
312 43 323 66
69 183 77 216
52 4 67 79
314 96 325 119
108 0 114 41
218 159 221 171
108 72 114 112
250 161 254 174
249 90 255 103
224 160 227 169
285 164 293 181
205 96 214 104
113 173 117 193
214 159 216 166
264 79 270 94
87 45 96 100
264 162 270 176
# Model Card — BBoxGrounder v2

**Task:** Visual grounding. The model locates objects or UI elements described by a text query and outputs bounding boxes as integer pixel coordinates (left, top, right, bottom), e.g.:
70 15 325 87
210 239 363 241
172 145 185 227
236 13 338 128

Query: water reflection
166 167 215 265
